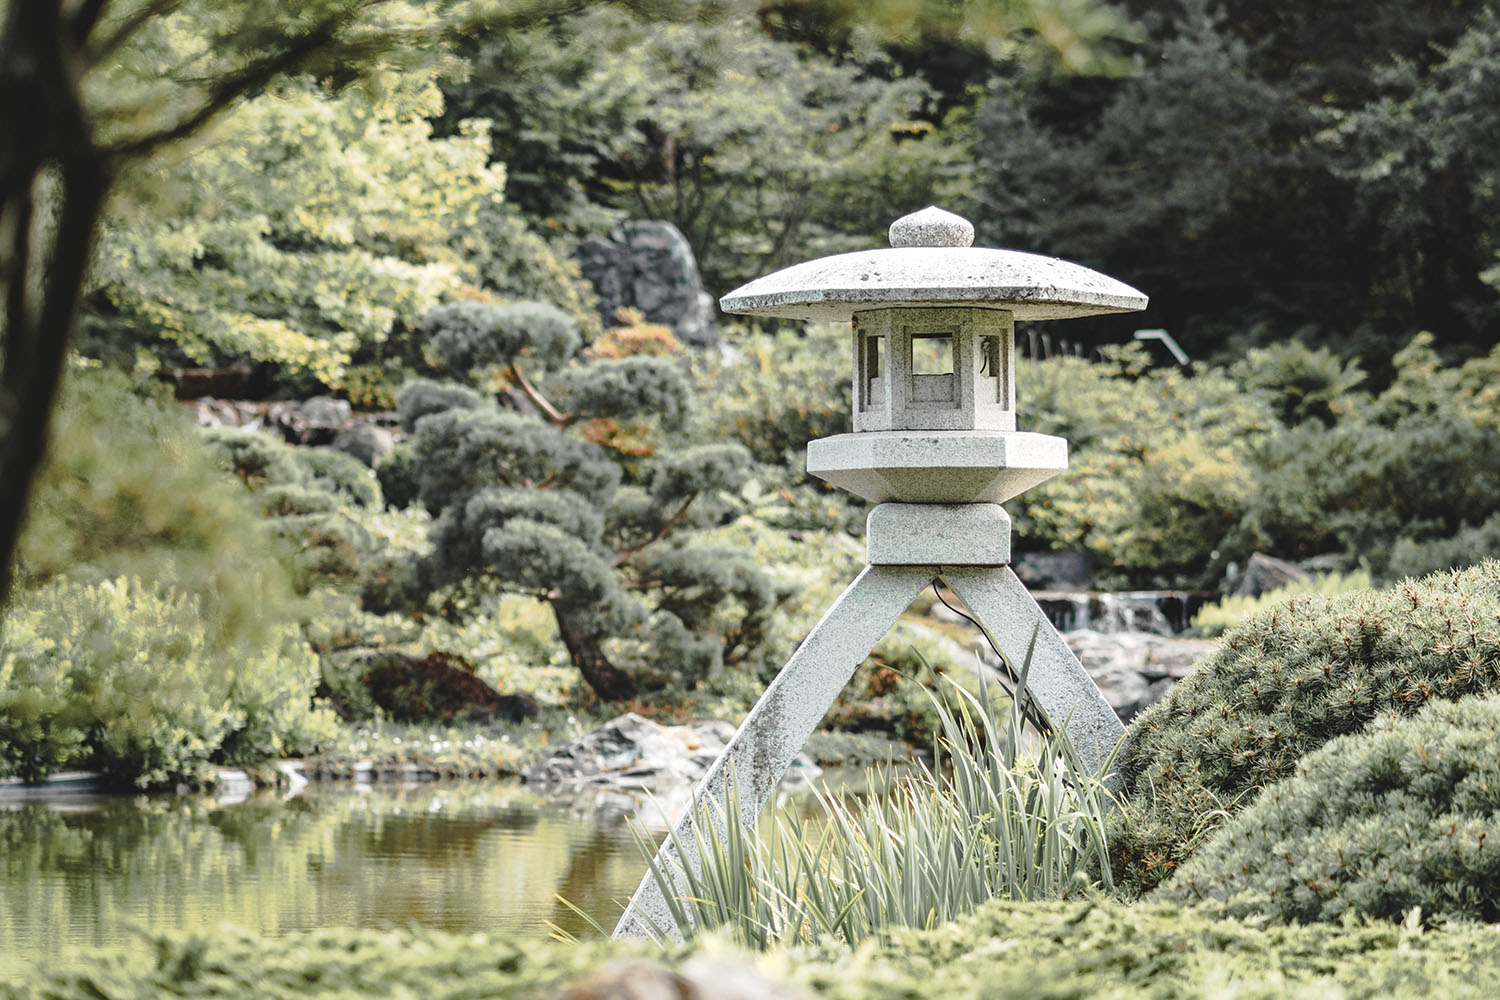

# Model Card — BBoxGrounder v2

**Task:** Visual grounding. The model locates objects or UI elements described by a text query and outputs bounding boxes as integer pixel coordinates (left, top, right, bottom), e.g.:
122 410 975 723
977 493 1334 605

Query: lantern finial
888 206 974 248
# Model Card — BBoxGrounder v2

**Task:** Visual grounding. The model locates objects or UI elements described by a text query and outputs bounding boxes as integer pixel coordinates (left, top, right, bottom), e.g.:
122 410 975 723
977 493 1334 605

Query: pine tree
395 301 773 701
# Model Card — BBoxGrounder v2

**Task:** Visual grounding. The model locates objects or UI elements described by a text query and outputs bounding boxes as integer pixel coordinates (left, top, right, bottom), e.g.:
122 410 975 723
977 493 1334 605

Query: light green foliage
1227 340 1370 427
1010 348 1273 587
636 674 1113 949
14 897 1500 1000
1111 561 1500 897
89 70 499 388
0 577 335 788
14 368 298 650
1189 571 1373 636
1160 695 1500 924
85 32 593 395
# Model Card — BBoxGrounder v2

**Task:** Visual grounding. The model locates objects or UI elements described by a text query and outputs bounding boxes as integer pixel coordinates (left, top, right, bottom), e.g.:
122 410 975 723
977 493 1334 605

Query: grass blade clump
634 631 1117 949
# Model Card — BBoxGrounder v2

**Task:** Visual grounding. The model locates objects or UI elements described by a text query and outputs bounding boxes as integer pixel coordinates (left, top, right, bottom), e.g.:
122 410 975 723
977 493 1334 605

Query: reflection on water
0 772 885 978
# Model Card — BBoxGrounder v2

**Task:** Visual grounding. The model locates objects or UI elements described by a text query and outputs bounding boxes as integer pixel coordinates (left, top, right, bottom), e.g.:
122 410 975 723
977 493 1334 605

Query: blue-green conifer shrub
1159 694 1500 924
1112 561 1500 896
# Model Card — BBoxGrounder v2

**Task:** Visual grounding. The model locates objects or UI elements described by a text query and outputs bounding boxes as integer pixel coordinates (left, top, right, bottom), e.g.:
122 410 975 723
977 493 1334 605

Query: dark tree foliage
401 302 772 701
975 0 1500 364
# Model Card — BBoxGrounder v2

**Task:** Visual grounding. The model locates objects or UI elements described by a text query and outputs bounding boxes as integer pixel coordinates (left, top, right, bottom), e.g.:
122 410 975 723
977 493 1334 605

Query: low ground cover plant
14 898 1500 1000
1112 560 1500 896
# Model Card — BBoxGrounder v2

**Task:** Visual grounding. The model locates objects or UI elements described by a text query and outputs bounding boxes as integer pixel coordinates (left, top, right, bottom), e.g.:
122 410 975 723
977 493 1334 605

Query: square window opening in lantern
911 333 954 375
910 332 956 405
980 334 1009 405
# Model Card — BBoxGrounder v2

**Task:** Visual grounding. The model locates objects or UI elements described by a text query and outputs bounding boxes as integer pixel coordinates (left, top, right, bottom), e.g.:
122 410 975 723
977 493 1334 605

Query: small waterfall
1031 591 1207 635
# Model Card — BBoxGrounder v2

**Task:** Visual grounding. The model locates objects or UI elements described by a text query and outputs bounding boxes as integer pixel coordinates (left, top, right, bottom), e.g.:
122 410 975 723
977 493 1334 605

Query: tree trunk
553 605 637 702
0 1 109 616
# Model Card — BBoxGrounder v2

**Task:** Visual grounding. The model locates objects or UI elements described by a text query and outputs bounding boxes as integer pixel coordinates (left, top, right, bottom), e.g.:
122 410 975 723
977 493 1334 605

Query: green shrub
1158 694 1500 924
201 426 396 592
1111 560 1500 897
200 426 300 490
203 427 381 508
267 512 372 593
0 577 336 788
295 448 383 509
375 444 422 510
1009 348 1272 589
1188 570 1373 636
16 370 297 651
691 326 850 467
1388 512 1500 581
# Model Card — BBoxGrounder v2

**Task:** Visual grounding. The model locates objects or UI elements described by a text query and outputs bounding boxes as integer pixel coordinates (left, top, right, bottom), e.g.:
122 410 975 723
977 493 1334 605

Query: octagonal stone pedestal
808 430 1068 505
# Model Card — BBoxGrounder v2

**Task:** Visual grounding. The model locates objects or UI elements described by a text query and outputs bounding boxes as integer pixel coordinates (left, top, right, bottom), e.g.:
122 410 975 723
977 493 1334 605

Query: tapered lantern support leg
611 564 932 940
940 566 1125 780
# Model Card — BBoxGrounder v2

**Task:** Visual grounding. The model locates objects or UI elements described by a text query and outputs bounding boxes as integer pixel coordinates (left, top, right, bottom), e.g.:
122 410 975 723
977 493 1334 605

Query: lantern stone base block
867 502 1011 566
613 556 1125 941
807 430 1068 504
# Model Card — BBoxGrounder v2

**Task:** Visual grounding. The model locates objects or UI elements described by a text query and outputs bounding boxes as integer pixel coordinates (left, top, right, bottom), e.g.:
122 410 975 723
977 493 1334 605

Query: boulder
332 422 397 468
1232 552 1310 597
1012 550 1093 590
268 395 352 445
560 957 814 1000
524 713 820 793
575 221 719 348
1063 630 1218 722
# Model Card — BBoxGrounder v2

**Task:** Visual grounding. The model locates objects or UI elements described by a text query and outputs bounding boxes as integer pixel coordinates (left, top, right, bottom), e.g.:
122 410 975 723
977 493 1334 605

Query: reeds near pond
600 631 1118 949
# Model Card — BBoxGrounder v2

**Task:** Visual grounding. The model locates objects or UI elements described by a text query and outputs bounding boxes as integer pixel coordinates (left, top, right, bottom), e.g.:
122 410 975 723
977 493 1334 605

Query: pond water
0 773 876 979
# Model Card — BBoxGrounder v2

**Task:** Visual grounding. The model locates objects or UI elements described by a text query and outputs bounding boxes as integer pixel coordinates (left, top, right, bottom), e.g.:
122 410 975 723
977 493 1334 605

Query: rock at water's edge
524 713 819 793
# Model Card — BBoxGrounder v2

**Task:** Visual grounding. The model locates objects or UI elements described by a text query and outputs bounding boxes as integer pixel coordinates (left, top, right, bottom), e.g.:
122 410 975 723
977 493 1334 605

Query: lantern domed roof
719 207 1147 323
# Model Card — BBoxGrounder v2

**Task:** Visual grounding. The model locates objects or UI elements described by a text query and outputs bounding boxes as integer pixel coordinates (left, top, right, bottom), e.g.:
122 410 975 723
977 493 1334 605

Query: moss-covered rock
1112 561 1500 896
1158 695 1500 924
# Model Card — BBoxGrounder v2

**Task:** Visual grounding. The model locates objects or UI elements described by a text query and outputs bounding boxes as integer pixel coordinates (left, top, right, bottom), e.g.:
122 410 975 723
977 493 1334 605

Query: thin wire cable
930 581 1050 734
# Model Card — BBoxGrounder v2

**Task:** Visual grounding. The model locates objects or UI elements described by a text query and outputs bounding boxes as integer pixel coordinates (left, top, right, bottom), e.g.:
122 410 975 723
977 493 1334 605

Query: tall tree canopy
975 0 1500 363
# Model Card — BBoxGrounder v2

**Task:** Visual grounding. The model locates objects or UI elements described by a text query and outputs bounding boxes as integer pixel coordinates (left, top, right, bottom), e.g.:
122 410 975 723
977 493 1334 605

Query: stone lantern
614 207 1148 939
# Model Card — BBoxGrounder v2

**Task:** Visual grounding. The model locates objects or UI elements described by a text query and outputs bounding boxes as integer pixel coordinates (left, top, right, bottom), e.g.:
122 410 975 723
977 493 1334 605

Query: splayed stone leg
612 564 931 940
941 566 1125 779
